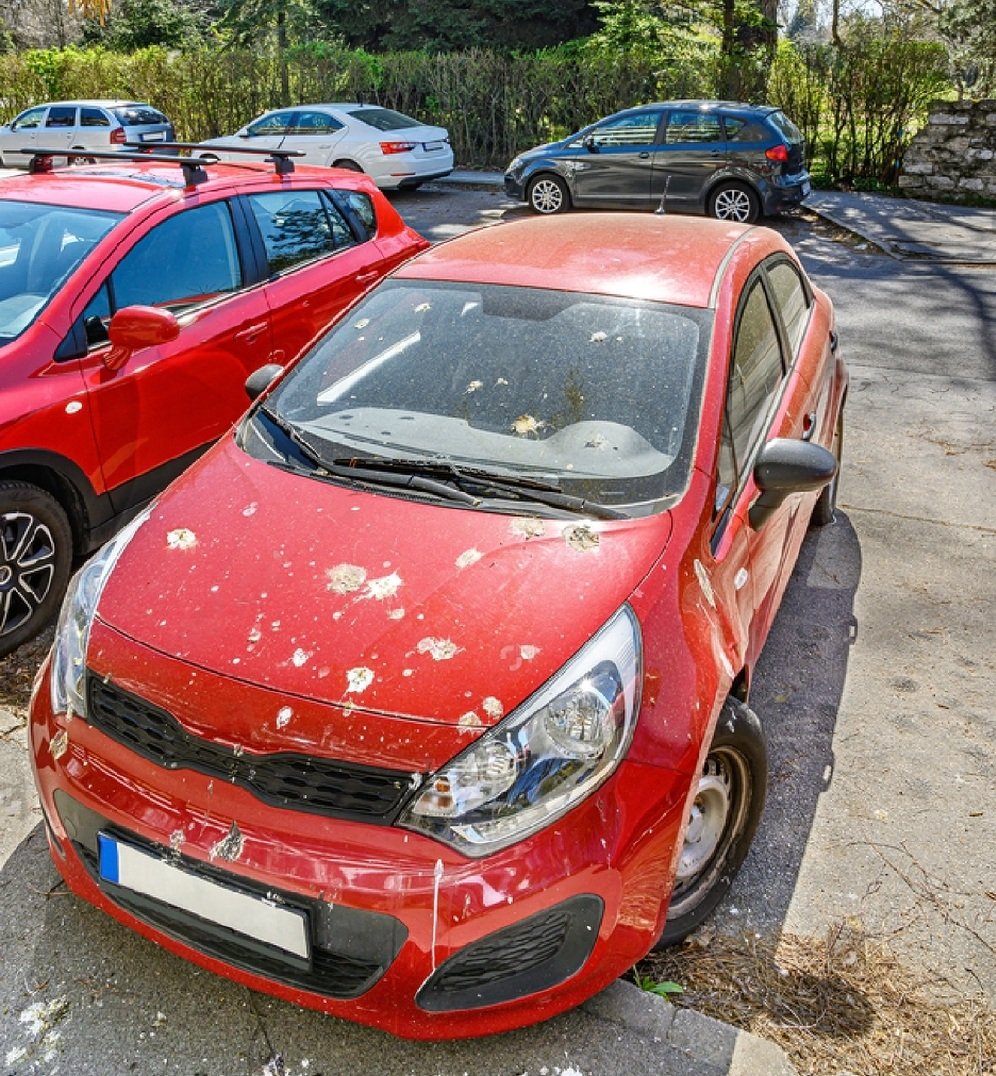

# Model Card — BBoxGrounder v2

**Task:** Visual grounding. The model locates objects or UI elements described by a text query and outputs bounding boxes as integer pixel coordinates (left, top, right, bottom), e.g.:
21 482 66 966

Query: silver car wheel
528 176 568 214
711 184 759 223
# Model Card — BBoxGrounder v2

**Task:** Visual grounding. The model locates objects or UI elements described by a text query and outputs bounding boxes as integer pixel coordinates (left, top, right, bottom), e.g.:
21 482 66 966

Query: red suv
0 148 428 656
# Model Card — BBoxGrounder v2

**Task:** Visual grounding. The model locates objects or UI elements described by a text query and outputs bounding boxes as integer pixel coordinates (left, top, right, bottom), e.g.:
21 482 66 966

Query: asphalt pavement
1 169 993 1075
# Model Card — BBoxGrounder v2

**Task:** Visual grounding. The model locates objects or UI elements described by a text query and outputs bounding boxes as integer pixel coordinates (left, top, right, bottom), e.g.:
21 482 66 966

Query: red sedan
0 148 427 656
30 213 846 1038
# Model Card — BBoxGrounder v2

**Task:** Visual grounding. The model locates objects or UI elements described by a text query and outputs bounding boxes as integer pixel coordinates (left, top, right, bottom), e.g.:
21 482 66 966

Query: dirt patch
0 627 52 728
639 922 995 1075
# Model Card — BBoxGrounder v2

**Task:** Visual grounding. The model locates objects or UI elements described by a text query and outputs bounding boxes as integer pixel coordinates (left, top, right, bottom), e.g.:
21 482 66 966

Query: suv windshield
245 280 710 512
0 201 122 344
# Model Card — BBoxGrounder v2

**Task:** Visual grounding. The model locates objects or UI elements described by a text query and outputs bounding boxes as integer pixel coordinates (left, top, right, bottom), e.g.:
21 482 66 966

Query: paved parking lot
1 180 993 1074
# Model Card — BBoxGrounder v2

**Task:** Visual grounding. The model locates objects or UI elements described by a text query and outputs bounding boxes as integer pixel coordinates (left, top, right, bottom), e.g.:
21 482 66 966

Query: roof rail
125 141 306 176
26 147 217 186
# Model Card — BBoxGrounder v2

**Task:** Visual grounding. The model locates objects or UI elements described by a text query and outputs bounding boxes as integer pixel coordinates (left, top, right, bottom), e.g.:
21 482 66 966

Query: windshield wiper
329 455 627 520
256 410 480 506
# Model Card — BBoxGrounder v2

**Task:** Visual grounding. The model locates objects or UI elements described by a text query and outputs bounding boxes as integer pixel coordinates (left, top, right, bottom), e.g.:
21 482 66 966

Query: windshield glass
0 201 123 344
348 108 423 132
245 280 710 512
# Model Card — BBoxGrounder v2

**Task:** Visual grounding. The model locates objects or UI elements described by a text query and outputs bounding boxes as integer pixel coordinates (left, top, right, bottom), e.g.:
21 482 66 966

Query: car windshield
0 200 123 344
245 280 710 513
348 107 423 132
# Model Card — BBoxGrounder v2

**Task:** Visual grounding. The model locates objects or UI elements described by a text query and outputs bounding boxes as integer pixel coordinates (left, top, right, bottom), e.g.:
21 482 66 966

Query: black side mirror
245 363 284 401
582 133 600 153
749 438 836 530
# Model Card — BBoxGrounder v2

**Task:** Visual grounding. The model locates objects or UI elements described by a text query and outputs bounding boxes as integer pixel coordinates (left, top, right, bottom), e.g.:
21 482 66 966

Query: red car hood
97 438 672 729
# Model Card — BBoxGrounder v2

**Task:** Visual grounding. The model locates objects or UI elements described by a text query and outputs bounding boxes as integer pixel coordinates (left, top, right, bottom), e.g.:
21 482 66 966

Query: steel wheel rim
0 510 57 637
714 188 753 222
531 179 564 214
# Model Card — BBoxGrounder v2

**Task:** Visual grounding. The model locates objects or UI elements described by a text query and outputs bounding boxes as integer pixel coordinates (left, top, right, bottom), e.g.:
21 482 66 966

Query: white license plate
141 132 166 142
98 832 310 959
422 141 444 151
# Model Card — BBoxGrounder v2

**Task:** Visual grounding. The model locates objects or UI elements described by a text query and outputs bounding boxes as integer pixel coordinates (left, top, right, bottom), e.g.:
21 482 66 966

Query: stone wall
899 99 996 201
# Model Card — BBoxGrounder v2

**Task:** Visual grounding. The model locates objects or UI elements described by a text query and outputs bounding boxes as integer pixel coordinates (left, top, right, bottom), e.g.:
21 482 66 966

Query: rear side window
726 120 769 142
349 108 421 131
80 107 110 128
110 201 242 310
247 190 354 275
113 105 168 126
665 112 723 144
766 260 811 356
768 111 803 144
338 191 376 241
290 111 342 135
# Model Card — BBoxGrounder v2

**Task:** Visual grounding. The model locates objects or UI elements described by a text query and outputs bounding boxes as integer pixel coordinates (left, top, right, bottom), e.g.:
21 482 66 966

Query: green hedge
0 38 952 180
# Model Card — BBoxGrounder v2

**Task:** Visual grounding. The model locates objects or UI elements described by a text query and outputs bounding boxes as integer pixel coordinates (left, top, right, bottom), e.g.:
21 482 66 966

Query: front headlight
398 605 642 856
50 509 150 716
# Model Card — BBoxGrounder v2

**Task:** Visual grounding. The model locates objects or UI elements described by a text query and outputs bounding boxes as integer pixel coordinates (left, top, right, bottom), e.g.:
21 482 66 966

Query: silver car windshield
0 201 123 344
252 280 710 511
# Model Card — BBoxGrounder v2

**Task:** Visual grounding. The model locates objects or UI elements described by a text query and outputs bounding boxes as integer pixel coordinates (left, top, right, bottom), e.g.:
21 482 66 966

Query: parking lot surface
1 178 993 1075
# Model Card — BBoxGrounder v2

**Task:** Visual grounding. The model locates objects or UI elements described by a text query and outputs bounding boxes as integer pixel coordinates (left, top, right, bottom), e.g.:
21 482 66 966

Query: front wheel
527 174 570 215
0 482 74 658
811 411 844 527
708 182 761 224
654 697 767 948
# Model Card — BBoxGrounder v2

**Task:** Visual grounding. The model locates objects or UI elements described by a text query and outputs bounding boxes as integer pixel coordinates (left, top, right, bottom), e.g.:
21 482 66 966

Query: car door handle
638 152 651 159
235 321 268 344
802 411 817 441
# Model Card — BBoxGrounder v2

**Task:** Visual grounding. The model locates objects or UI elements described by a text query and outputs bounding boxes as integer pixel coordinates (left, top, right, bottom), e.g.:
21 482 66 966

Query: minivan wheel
708 182 761 224
0 482 73 658
653 697 767 948
527 174 570 215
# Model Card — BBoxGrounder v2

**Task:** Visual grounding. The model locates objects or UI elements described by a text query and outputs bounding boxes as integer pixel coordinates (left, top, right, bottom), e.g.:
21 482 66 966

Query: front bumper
30 658 687 1039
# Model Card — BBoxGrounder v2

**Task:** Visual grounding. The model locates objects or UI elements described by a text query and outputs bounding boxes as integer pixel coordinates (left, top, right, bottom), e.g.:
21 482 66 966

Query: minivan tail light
110 127 127 145
765 144 789 162
380 141 416 155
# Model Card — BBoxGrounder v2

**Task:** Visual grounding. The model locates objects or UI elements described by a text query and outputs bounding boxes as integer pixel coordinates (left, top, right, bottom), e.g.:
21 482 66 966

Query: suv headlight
50 509 150 717
399 605 642 856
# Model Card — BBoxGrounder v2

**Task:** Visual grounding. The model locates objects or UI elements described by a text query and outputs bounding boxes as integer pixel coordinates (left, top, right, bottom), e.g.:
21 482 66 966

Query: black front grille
417 895 603 1011
86 674 417 823
56 791 408 1000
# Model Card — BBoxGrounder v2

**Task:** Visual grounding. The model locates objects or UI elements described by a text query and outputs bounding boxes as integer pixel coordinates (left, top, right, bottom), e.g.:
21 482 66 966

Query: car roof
29 99 150 109
624 100 776 115
0 159 343 214
395 214 780 309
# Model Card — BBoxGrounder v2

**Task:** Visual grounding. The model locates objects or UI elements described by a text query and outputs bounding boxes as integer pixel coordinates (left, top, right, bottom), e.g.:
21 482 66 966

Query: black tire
527 174 570 215
654 696 767 948
811 411 844 527
0 482 74 658
332 159 364 173
708 181 761 224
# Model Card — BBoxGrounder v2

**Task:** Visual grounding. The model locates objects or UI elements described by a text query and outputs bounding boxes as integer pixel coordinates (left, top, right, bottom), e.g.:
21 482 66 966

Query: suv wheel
708 182 761 224
0 482 73 658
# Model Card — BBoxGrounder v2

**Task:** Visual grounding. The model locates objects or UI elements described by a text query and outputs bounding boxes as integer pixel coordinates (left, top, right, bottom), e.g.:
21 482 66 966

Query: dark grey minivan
504 100 810 223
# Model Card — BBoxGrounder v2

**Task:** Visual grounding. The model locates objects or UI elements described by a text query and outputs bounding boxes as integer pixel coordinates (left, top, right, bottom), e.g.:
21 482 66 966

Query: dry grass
639 921 995 1075
0 626 52 726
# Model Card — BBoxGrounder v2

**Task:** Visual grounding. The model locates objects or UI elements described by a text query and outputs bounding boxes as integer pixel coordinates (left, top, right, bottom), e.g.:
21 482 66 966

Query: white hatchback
0 100 174 167
201 103 454 190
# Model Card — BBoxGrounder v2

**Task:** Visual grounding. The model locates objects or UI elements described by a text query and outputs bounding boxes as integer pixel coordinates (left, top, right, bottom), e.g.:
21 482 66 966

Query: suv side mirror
105 305 180 370
749 438 836 530
245 363 284 401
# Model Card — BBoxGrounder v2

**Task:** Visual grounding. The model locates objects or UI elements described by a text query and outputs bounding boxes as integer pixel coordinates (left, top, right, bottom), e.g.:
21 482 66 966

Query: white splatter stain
590 330 608 343
361 572 402 601
169 829 184 852
417 637 460 661
242 502 258 517
564 522 600 552
388 608 406 620
166 528 197 551
455 548 483 570
291 648 311 667
482 696 504 720
402 668 414 677
354 317 370 329
50 730 69 761
511 517 544 540
276 706 293 728
458 711 482 728
210 821 244 862
464 380 483 394
346 666 375 693
414 302 431 313
694 558 716 608
327 563 367 594
511 414 545 437
519 644 540 661
247 626 262 645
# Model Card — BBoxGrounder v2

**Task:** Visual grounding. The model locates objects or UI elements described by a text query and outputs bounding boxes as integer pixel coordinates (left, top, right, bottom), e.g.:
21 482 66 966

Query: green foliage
939 0 996 97
81 0 210 49
637 973 684 995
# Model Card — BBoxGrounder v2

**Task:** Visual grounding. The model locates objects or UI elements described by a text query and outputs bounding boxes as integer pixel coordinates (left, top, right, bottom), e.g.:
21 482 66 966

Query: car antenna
655 175 671 215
